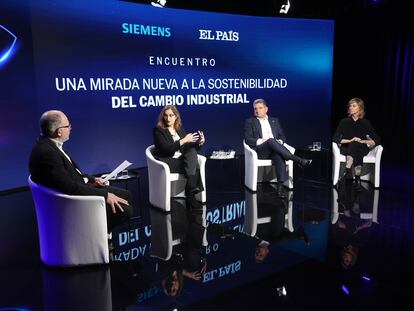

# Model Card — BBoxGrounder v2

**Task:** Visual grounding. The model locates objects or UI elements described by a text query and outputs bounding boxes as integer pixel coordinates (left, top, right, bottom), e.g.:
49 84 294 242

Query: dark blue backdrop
0 0 334 190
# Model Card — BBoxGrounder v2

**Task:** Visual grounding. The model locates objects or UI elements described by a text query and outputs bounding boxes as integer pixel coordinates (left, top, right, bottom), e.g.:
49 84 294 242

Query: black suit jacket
153 126 201 158
29 136 107 198
244 117 286 149
153 126 186 158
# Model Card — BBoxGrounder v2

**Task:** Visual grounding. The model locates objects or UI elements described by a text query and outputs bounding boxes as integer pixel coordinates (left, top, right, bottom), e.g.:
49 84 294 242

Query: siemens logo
122 23 171 37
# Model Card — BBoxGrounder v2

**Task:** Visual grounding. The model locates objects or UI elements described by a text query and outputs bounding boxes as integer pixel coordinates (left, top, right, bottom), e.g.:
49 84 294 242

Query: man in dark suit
244 99 311 197
29 110 132 234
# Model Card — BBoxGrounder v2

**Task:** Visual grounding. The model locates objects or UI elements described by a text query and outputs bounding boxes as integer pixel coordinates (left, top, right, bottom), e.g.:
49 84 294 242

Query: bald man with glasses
29 110 133 234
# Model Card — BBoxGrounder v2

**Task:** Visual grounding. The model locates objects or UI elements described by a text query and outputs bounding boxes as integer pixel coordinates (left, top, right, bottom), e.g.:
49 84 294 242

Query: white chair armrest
146 145 172 210
332 142 341 157
197 155 207 202
243 140 258 163
371 145 383 163
243 140 259 191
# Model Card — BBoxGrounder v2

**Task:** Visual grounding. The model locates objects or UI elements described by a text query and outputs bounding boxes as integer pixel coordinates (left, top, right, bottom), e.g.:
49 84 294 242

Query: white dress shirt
256 117 274 145
256 117 284 146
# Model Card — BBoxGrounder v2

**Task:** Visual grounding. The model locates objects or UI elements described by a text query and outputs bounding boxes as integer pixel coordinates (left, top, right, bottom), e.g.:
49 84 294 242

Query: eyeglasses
58 124 72 129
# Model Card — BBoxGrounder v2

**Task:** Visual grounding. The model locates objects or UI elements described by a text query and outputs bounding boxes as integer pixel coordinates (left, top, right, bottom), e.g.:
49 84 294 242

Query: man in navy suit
29 110 132 234
244 99 311 197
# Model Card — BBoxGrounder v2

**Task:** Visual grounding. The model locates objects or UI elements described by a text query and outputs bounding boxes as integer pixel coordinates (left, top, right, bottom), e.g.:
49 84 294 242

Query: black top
333 117 381 145
153 126 185 158
153 126 201 158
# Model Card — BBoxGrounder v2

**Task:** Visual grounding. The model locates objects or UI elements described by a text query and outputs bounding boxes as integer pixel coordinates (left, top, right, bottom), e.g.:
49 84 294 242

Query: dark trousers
256 138 294 183
340 141 370 167
97 185 133 233
157 146 204 194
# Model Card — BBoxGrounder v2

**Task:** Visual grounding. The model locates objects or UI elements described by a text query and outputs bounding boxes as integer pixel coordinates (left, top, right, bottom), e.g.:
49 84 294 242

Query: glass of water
313 142 321 151
121 169 128 179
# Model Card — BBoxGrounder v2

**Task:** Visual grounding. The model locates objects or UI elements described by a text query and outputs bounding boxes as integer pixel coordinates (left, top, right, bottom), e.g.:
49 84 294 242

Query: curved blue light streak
0 24 18 63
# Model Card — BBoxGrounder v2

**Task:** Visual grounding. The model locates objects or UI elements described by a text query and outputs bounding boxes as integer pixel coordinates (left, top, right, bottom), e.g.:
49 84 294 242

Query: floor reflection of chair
42 267 112 311
331 183 379 225
150 200 207 261
243 187 293 238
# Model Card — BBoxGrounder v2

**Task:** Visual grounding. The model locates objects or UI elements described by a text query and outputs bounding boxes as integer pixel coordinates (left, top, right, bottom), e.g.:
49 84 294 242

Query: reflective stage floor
1 163 413 311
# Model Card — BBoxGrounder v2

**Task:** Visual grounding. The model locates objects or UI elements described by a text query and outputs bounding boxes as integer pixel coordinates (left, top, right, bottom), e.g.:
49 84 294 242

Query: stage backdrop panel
0 0 334 190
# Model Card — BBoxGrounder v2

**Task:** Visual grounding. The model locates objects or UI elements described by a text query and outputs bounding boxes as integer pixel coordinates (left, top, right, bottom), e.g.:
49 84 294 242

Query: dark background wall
331 0 413 166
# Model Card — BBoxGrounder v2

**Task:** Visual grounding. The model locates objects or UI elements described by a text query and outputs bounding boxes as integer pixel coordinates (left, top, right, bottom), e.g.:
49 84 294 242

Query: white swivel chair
145 145 207 212
332 142 383 188
243 140 295 191
243 189 294 237
28 176 109 267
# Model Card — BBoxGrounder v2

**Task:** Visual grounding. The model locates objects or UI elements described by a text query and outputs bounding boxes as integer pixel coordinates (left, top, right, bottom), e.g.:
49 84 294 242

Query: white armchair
145 145 207 212
332 142 383 188
28 176 109 267
243 188 293 237
243 140 294 191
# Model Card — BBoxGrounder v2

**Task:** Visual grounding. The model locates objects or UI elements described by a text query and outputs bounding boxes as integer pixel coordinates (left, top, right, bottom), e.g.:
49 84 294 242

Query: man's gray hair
253 98 267 107
40 110 63 137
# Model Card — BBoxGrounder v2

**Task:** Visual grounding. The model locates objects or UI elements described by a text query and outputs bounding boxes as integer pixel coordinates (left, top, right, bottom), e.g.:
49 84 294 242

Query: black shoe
338 170 347 182
186 187 201 196
339 168 353 182
298 158 312 168
277 183 287 199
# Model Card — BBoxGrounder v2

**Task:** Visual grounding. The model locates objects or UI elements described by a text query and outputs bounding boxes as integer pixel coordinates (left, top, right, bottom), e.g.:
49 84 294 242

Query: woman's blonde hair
347 97 365 119
157 106 182 131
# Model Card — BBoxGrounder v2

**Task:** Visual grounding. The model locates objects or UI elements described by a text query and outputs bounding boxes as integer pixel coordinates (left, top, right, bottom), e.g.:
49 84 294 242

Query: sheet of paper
102 160 132 182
